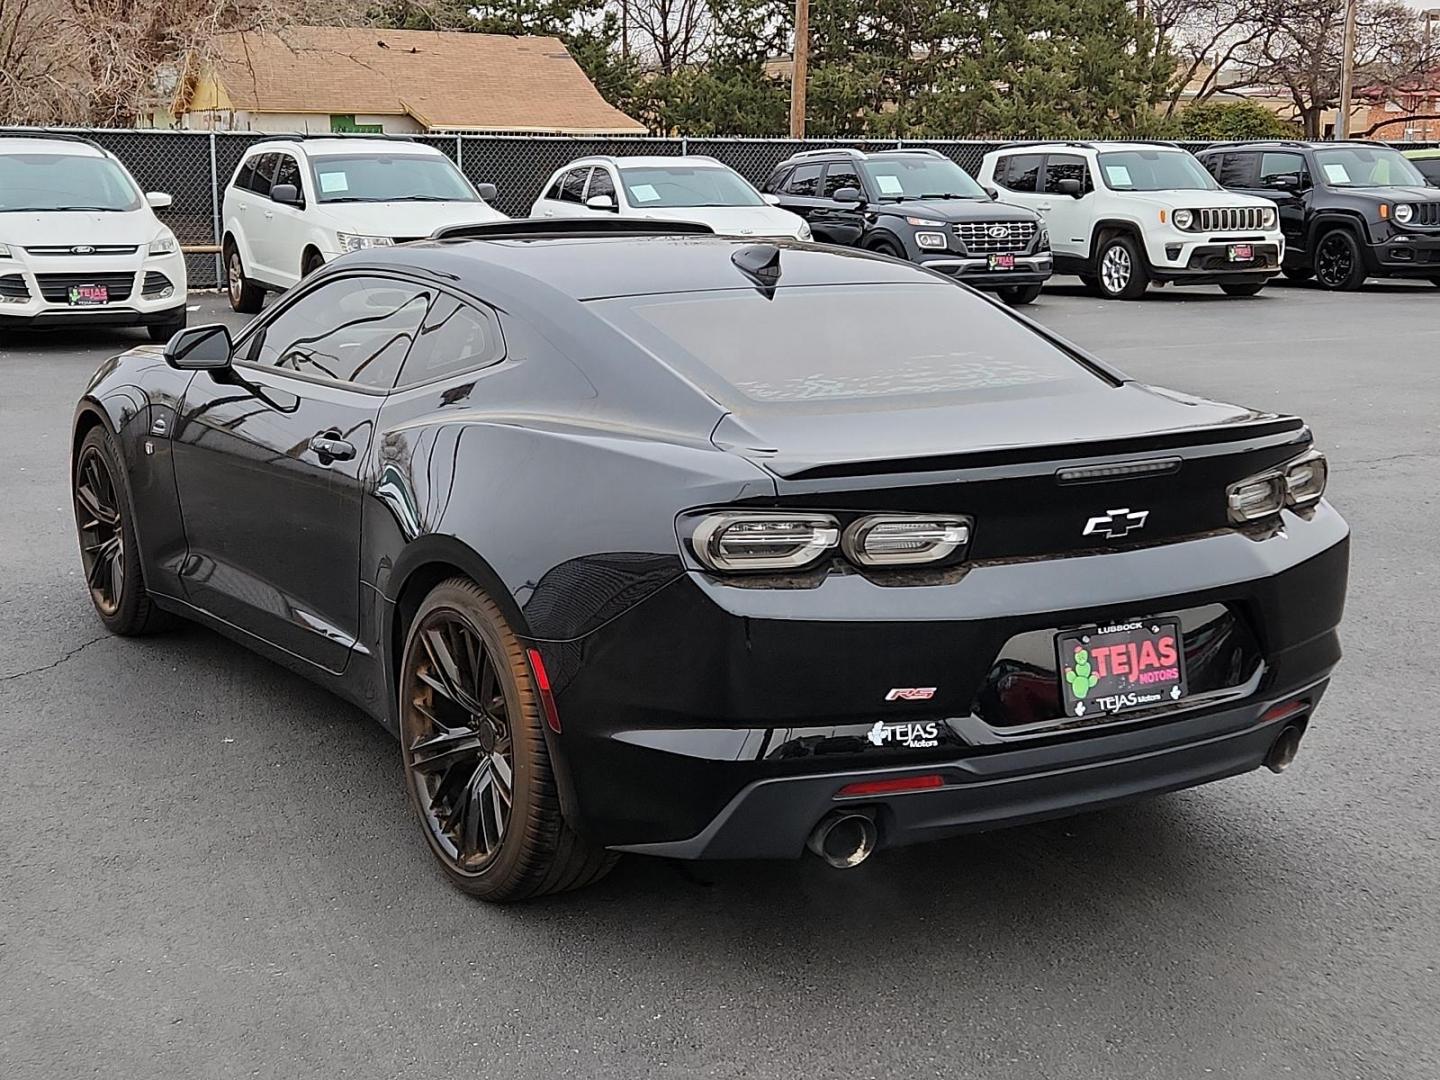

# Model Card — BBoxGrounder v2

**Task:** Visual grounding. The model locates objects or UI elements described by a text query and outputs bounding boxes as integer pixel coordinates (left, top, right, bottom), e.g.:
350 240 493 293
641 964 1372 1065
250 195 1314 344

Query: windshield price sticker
875 174 905 194
319 172 349 193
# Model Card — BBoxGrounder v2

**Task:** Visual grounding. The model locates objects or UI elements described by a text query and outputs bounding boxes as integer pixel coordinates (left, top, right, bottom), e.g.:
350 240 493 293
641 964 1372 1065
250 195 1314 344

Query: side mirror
585 194 617 212
1056 178 1084 198
163 324 233 371
271 183 302 207
476 182 498 202
1270 173 1303 192
762 193 781 205
146 192 172 209
833 186 864 204
982 185 999 200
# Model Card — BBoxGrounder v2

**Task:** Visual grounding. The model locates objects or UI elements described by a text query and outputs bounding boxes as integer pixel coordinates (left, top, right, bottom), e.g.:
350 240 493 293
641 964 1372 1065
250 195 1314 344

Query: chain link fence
6 127 1440 288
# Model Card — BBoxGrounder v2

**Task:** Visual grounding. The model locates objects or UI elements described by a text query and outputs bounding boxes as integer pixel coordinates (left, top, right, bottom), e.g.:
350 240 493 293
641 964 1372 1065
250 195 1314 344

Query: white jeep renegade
979 142 1284 299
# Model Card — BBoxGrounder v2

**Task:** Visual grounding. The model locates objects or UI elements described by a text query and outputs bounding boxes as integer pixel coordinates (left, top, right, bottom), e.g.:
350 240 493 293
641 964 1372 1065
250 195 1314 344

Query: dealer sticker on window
1056 619 1186 718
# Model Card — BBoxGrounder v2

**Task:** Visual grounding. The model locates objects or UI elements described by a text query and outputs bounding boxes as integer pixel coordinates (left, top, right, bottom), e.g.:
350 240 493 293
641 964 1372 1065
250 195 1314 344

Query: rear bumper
617 680 1328 859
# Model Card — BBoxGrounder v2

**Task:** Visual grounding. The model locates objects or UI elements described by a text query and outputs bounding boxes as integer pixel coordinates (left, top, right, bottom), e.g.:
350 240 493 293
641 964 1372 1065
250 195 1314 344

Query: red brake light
526 647 562 733
838 774 944 797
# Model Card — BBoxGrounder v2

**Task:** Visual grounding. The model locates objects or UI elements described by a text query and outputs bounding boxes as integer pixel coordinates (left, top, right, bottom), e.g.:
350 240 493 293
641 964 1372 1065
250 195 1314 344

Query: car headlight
796 221 812 241
906 217 945 228
0 242 11 258
1037 227 1050 251
1394 203 1414 225
149 230 179 256
1172 208 1193 230
841 515 972 567
1261 206 1278 229
1227 450 1328 523
336 232 394 252
914 231 948 249
691 512 839 572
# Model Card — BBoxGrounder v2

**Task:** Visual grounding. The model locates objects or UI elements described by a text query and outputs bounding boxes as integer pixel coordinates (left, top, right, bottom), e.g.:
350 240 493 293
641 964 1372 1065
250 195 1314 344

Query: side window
587 168 615 203
235 156 259 192
1258 152 1306 189
763 166 791 193
1416 158 1440 185
544 173 565 200
272 154 304 204
1000 154 1042 192
784 162 824 197
1042 154 1090 194
1199 154 1223 180
559 168 589 203
249 277 431 390
1216 152 1258 187
397 295 503 387
249 153 278 197
821 162 863 198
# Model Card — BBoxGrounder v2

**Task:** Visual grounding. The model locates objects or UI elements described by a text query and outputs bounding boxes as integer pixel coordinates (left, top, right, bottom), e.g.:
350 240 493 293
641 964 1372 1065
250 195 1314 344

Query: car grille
953 220 1037 253
1193 207 1269 232
1408 202 1440 226
36 272 135 303
141 271 173 297
24 245 139 256
0 274 30 300
392 236 424 244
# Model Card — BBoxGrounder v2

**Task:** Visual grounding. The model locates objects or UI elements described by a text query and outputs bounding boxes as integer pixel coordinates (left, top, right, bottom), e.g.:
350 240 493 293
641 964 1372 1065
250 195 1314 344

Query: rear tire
146 308 187 344
998 283 1043 305
225 241 265 314
398 577 616 902
1313 228 1367 291
1220 282 1265 297
1095 235 1149 299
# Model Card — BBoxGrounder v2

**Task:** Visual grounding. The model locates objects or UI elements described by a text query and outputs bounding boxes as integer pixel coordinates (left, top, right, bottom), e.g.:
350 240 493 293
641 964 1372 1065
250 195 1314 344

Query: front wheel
998 283 1043 305
398 578 615 902
1095 235 1149 299
1220 282 1265 297
1313 229 1367 290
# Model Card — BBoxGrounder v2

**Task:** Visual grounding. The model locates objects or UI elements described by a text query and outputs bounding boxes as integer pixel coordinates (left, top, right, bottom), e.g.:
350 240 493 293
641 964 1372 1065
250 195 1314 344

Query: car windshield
590 282 1099 413
1313 147 1428 188
309 154 478 203
865 157 987 200
618 166 764 208
0 153 142 212
1096 150 1218 192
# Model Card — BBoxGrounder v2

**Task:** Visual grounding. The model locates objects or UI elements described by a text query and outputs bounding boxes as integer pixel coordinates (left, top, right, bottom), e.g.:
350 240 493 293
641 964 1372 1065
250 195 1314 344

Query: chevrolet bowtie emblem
1082 507 1149 539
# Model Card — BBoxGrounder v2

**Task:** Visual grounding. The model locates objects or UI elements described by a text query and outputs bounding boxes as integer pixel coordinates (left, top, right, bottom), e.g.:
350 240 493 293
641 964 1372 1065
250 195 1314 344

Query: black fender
1304 211 1374 270
862 225 910 256
1088 219 1150 270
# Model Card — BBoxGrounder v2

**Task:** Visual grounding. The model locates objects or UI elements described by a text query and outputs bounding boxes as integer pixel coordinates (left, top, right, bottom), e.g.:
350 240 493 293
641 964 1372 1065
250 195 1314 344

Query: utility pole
1336 0 1358 139
790 0 809 139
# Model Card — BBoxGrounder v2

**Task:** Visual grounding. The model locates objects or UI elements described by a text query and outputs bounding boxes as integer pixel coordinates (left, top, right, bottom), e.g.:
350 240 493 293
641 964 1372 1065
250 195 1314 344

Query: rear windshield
589 283 1101 412
0 153 142 212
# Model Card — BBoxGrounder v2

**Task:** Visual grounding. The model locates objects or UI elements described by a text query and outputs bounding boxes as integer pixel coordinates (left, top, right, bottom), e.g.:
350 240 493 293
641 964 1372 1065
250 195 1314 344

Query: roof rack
430 218 715 242
0 129 103 149
783 147 866 162
871 147 950 159
274 131 420 142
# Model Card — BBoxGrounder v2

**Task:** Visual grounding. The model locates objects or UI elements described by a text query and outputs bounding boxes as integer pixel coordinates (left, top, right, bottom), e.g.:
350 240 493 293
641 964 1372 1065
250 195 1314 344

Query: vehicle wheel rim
1316 236 1352 286
74 446 125 617
1101 245 1131 294
402 611 514 874
228 252 243 302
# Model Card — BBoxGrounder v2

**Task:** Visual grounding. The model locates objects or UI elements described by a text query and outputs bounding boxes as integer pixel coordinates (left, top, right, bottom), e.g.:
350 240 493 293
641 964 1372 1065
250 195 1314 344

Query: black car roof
1196 141 1377 154
361 233 933 301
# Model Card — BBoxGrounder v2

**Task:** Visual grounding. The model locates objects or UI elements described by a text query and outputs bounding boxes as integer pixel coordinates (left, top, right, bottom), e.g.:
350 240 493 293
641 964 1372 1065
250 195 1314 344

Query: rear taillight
1227 449 1328 524
690 512 840 572
841 515 971 567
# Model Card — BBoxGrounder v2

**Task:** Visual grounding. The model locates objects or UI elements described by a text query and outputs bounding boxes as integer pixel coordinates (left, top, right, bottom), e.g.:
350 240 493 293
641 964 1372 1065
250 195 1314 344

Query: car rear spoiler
430 219 715 241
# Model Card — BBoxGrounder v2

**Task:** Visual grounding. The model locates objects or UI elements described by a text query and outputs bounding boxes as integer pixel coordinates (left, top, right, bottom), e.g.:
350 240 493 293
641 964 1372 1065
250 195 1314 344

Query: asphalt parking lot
2 277 1437 1080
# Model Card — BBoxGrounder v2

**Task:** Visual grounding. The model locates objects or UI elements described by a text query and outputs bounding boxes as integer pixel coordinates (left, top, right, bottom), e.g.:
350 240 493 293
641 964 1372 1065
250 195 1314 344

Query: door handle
1037 203 1053 211
308 433 355 462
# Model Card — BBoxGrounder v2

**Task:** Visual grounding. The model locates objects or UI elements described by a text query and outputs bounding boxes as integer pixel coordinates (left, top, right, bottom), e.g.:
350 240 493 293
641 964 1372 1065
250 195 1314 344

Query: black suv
763 148 1052 304
1196 141 1440 290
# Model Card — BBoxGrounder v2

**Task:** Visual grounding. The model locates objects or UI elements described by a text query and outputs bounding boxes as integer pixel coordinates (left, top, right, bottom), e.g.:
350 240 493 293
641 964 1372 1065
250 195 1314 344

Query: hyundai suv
1197 141 1440 290
0 134 187 340
980 142 1283 300
763 148 1051 305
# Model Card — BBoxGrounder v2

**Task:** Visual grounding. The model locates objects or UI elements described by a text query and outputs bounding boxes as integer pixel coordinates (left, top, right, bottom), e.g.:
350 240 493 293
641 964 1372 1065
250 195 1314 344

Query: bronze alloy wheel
74 442 126 617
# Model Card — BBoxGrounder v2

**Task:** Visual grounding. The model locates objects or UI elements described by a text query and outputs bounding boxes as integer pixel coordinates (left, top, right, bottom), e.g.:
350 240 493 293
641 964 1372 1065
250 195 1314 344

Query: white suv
979 142 1284 299
222 137 504 312
0 135 186 341
531 156 810 240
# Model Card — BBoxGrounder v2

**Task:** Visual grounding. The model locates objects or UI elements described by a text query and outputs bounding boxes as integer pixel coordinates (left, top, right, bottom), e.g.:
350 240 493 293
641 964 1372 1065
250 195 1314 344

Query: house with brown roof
173 27 645 135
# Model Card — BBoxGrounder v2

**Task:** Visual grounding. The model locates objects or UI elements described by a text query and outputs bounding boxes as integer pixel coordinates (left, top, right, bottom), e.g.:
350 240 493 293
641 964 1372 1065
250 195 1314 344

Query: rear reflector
838 774 944 797
526 647 562 733
1260 699 1308 725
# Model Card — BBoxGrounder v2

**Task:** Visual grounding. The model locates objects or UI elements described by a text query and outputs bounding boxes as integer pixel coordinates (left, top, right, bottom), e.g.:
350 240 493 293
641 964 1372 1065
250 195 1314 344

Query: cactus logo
1064 645 1101 701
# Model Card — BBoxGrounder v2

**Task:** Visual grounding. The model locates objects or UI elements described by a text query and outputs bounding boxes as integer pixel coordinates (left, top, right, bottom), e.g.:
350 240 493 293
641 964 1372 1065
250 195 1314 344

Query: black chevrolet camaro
71 220 1348 901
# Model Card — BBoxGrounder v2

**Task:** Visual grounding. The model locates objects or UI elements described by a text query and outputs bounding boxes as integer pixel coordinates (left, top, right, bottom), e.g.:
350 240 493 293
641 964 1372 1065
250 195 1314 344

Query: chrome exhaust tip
807 812 878 869
1265 723 1305 774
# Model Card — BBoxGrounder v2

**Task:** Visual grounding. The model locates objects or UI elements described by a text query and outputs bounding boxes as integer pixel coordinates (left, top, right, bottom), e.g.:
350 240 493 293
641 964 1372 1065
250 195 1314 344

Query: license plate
68 284 108 306
1056 619 1186 718
988 253 1016 270
1227 244 1254 262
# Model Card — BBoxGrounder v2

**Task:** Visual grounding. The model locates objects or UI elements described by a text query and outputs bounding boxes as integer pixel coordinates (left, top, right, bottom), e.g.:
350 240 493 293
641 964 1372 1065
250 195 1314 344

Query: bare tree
1149 0 1269 116
612 0 713 75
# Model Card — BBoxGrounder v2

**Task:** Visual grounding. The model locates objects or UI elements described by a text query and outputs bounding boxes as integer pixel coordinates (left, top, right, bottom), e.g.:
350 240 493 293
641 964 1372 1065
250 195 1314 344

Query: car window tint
822 163 863 198
273 154 304 202
1001 154 1042 192
587 168 615 202
249 153 278 197
1042 155 1089 193
559 168 589 203
763 167 791 193
236 157 258 192
1258 152 1306 187
784 163 823 197
1213 152 1257 187
250 277 431 390
398 295 503 386
1415 158 1440 185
